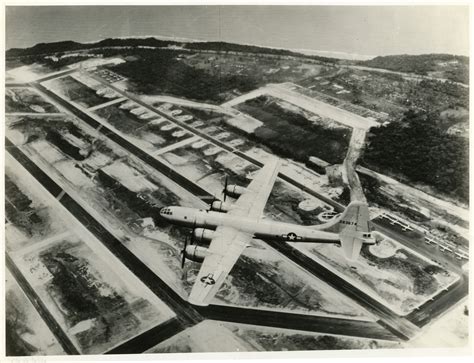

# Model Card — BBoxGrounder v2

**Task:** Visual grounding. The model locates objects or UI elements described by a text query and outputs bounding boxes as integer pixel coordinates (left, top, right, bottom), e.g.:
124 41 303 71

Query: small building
308 156 330 175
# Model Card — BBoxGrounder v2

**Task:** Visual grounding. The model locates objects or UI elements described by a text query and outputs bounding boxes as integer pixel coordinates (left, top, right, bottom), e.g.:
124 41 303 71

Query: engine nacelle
184 245 208 263
211 200 232 212
193 228 215 243
226 185 247 197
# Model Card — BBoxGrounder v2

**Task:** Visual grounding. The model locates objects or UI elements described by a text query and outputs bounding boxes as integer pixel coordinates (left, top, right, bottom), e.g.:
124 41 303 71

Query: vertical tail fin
338 201 373 260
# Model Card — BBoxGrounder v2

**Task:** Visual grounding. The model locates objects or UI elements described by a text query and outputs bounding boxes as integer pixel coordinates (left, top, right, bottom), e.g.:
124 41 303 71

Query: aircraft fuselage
160 206 339 243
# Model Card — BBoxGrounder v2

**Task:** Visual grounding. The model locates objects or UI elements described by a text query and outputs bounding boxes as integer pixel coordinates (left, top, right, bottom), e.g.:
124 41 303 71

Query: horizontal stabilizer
340 235 364 261
338 201 372 260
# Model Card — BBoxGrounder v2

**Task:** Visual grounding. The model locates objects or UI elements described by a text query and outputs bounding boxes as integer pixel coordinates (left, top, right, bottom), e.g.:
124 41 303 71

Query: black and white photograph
2 2 471 360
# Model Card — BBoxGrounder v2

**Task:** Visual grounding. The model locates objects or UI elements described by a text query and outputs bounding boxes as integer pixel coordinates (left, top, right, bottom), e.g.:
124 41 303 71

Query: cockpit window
161 208 172 215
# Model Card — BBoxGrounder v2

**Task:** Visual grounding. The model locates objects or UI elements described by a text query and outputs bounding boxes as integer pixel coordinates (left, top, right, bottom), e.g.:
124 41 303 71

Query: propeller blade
223 176 228 202
209 194 216 211
181 235 188 268
190 220 196 245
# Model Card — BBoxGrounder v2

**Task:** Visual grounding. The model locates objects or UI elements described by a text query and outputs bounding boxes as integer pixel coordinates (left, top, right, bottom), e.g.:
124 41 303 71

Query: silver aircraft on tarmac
160 158 375 306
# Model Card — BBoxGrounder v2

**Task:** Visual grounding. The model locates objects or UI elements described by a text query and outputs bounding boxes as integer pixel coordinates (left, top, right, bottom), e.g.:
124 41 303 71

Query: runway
15 78 420 342
4 70 465 352
6 139 402 353
197 304 399 341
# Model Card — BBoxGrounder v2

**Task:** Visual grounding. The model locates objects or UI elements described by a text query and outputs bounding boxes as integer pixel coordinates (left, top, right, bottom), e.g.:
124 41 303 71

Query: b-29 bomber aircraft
160 158 375 306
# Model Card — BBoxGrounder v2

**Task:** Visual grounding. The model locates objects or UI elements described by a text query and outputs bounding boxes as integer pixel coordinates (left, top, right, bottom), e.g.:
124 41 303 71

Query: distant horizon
7 34 470 61
5 6 470 58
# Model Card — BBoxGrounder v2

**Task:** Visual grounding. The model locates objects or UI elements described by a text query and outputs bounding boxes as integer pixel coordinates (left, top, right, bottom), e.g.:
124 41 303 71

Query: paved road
6 138 203 328
371 218 465 276
6 253 80 355
104 318 184 354
85 72 347 211
405 274 468 327
27 70 466 343
6 65 467 351
6 139 401 353
197 305 399 341
343 64 469 89
5 83 30 88
31 82 213 200
29 79 417 340
33 68 77 83
343 128 367 203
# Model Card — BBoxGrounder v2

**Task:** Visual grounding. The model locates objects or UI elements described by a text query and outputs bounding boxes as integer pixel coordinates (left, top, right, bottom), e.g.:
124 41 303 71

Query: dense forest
362 110 469 203
111 49 258 102
360 54 469 84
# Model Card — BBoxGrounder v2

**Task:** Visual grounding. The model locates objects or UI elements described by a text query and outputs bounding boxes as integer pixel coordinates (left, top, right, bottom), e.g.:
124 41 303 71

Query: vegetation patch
54 76 106 108
6 88 59 113
94 104 150 133
360 54 469 84
5 175 46 237
238 96 351 164
110 49 258 103
360 245 444 296
95 169 165 226
362 110 469 203
234 328 386 351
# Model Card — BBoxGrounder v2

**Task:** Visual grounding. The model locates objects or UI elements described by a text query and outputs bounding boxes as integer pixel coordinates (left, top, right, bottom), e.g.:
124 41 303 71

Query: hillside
6 37 337 63
360 54 469 84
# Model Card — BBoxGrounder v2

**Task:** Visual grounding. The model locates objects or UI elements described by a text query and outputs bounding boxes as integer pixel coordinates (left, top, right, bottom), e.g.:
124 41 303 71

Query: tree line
362 109 469 203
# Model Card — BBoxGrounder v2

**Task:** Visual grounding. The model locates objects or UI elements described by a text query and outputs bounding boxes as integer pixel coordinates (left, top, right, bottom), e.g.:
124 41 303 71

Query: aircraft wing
188 225 251 306
228 158 281 219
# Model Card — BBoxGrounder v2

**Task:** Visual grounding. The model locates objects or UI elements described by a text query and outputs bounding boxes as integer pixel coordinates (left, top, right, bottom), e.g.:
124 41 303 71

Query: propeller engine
225 184 247 197
180 220 210 267
210 200 232 213
183 244 208 263
180 235 208 266
193 228 215 243
222 176 247 201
